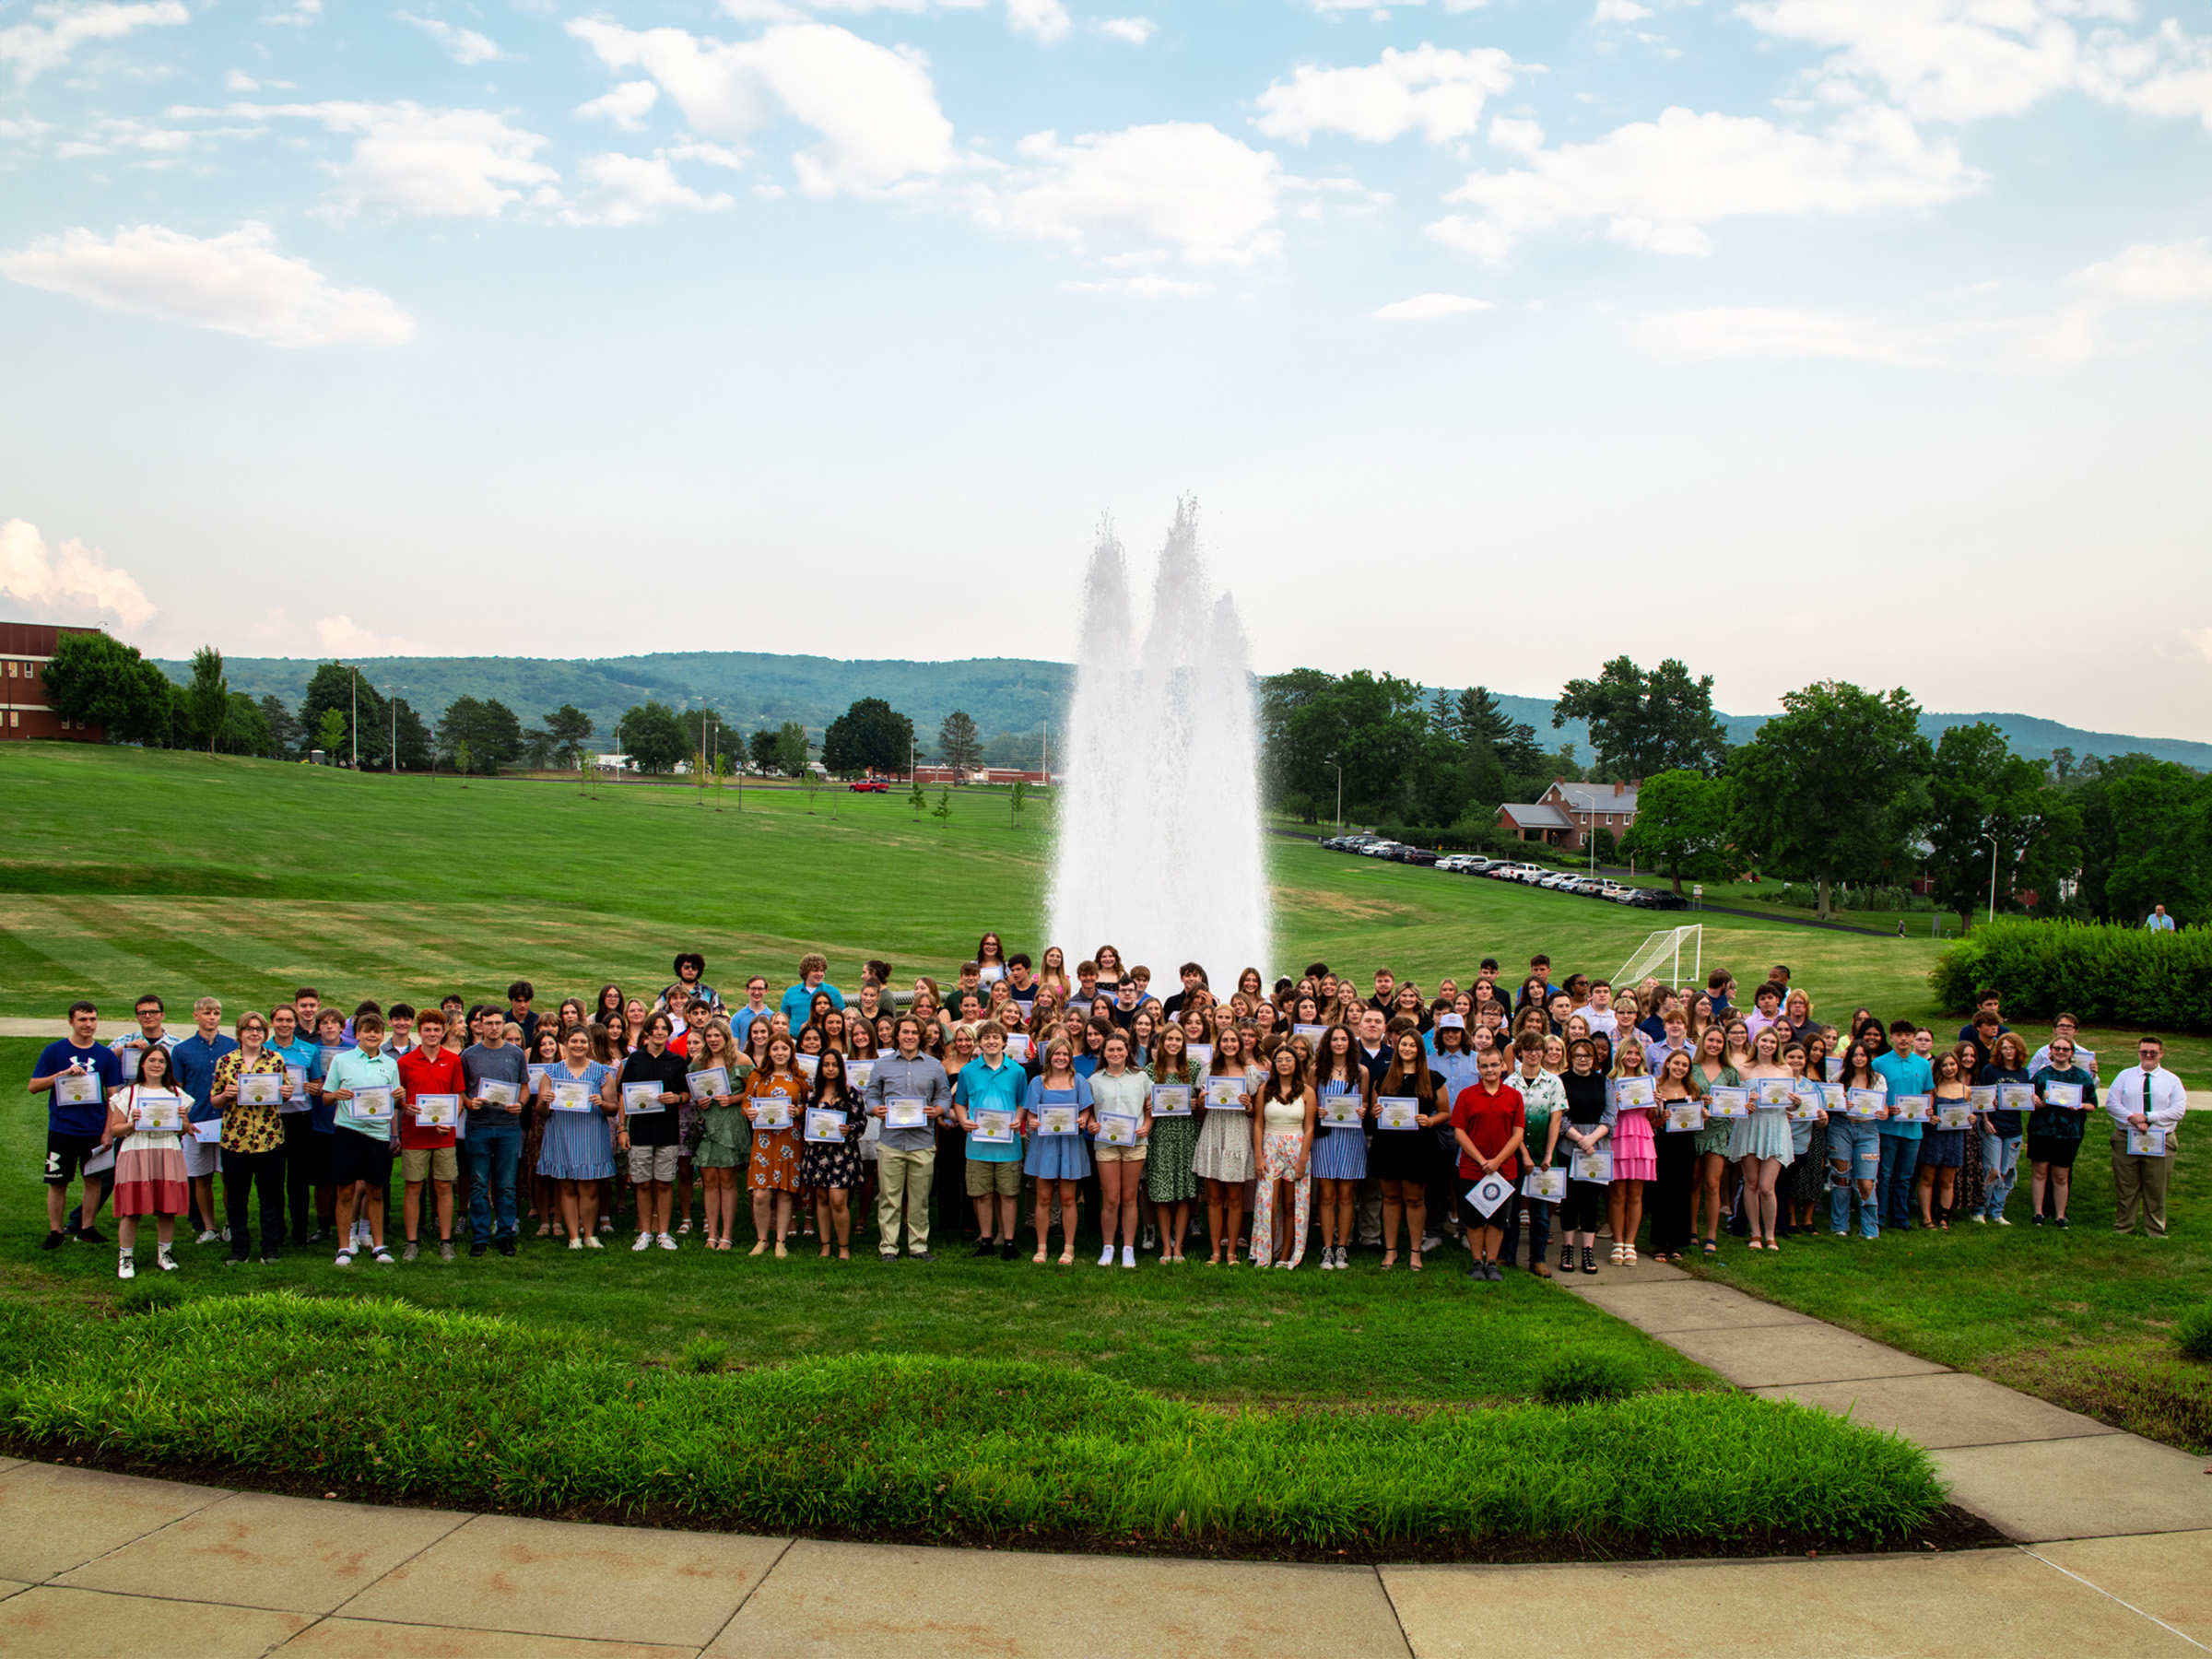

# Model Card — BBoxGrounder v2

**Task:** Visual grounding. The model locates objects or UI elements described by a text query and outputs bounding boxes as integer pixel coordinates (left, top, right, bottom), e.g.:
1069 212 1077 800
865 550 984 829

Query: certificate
527 1065 550 1093
2042 1082 2085 1110
794 1053 819 1081
1846 1088 1888 1120
805 1108 848 1144
1997 1083 2036 1114
1522 1167 1567 1202
479 1079 520 1107
1466 1171 1514 1218
1001 1035 1031 1064
414 1093 460 1127
1149 1084 1192 1117
1890 1094 1932 1124
1820 1083 1848 1113
283 1065 308 1110
348 1087 394 1122
133 1091 182 1131
237 1072 283 1107
1787 1086 1826 1123
1935 1101 1976 1131
1664 1100 1706 1133
884 1097 928 1129
189 1117 225 1144
1824 1056 1845 1083
1205 1077 1245 1111
1038 1105 1079 1137
1968 1085 1997 1114
117 1045 143 1082
971 1110 1016 1146
1375 1096 1419 1131
846 1060 875 1090
1753 1077 1794 1110
550 1078 596 1113
622 1082 665 1117
2128 1126 2167 1157
687 1066 730 1101
1613 1077 1655 1109
751 1098 792 1130
1569 1148 1614 1184
53 1069 101 1107
1705 1086 1749 1121
1319 1094 1361 1127
1096 1112 1141 1147
1187 1043 1213 1067
1293 1024 1329 1044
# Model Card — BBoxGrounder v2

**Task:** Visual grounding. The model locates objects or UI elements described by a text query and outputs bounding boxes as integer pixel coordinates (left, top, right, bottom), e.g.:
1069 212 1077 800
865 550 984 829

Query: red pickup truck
849 778 891 793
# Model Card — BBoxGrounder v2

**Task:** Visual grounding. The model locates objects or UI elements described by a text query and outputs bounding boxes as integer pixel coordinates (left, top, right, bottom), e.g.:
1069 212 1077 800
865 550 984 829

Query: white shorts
183 1138 221 1179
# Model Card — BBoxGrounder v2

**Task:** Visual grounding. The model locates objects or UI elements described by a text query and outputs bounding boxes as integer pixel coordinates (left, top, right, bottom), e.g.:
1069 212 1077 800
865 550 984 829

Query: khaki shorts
965 1158 1022 1197
628 1144 680 1184
401 1146 458 1183
1094 1142 1147 1164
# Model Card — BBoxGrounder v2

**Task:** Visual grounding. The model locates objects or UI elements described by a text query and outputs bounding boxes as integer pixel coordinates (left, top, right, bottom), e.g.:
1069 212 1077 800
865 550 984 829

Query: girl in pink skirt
1606 1036 1660 1261
104 1043 189 1278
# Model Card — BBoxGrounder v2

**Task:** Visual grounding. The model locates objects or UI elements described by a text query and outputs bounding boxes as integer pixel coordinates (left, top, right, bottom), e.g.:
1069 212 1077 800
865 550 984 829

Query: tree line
1261 657 2208 930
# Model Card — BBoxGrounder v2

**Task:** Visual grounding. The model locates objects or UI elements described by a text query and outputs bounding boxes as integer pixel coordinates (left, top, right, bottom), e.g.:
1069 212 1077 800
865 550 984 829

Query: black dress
1369 1077 1441 1182
799 1095 864 1189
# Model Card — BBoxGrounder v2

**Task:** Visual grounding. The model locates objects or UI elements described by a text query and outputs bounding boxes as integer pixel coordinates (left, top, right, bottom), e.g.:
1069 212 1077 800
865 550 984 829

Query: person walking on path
2107 1036 2187 1238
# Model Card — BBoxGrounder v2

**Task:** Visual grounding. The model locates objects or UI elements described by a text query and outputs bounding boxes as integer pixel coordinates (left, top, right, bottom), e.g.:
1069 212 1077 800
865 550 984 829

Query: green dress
692 1057 755 1169
1143 1063 1201 1203
1693 1064 1742 1156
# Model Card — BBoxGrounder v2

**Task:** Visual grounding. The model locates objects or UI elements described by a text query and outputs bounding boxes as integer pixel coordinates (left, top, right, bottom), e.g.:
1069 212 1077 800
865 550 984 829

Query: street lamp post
387 685 406 775
1981 830 2000 927
1331 762 1343 830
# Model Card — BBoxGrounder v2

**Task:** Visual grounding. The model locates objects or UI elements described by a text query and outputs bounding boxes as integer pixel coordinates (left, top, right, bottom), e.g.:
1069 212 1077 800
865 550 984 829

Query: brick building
1 622 106 741
1498 778 1641 851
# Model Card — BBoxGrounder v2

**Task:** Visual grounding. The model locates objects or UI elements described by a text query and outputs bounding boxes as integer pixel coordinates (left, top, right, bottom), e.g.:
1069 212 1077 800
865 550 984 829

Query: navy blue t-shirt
37 1039 123 1137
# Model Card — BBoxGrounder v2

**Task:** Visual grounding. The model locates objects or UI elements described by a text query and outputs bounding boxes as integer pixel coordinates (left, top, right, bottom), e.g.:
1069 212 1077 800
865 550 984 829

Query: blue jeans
467 1118 522 1242
1827 1118 1882 1236
1505 1188 1552 1265
1981 1131 2022 1221
1876 1132 1921 1230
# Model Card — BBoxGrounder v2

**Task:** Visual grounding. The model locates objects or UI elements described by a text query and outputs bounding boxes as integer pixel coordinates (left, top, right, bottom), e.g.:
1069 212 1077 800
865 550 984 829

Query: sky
2 0 2210 735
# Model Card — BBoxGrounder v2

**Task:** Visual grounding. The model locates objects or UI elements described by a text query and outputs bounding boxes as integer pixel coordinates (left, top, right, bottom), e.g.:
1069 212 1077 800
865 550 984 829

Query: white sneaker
117 1253 135 1280
1120 1245 1135 1268
583 1234 604 1249
195 1230 220 1245
568 1236 583 1251
156 1248 177 1272
1995 1215 2011 1226
657 1233 678 1251
335 1251 354 1268
220 1226 232 1243
631 1232 653 1252
1097 1246 1115 1267
1972 1214 1987 1224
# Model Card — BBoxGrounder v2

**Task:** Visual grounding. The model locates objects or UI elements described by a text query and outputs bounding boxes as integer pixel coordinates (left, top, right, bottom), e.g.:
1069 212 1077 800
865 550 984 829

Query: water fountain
1045 499 1272 991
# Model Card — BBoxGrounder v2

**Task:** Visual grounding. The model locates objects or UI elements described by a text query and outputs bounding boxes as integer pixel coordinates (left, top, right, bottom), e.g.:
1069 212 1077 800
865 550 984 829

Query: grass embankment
0 1295 1949 1559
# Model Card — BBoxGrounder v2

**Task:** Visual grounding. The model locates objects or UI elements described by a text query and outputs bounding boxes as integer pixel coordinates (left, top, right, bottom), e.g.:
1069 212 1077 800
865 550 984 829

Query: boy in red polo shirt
394 1007 465 1262
1452 1047 1525 1283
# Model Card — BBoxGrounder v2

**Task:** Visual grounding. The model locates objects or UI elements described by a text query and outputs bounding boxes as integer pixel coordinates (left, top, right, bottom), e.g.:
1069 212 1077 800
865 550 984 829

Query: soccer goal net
1614 925 1702 993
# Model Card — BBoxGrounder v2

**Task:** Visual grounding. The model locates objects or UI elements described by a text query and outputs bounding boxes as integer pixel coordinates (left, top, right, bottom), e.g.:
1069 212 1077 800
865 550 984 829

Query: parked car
848 778 891 793
1631 888 1690 911
1399 848 1441 866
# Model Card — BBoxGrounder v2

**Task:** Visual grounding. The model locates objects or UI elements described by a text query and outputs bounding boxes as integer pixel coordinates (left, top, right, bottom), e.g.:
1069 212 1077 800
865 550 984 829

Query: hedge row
1931 920 2212 1033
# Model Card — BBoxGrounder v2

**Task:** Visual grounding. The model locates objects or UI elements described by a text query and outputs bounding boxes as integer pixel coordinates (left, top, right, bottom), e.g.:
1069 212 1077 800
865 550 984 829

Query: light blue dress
1022 1074 1095 1180
536 1060 615 1180
1312 1077 1367 1180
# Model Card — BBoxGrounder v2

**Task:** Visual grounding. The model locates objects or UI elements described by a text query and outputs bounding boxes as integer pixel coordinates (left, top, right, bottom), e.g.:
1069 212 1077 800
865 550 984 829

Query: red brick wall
2 622 107 741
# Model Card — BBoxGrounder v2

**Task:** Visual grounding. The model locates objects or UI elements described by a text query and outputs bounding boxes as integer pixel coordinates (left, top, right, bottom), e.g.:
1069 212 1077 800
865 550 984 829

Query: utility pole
1331 762 1343 829
348 665 359 769
1982 830 1999 927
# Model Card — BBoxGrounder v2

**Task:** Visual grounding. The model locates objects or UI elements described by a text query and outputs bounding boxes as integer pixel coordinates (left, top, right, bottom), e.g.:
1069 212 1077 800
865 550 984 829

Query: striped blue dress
1312 1078 1367 1179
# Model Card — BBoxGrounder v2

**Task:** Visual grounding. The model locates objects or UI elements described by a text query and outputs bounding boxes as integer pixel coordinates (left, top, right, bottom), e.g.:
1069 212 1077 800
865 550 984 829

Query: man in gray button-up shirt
865 1015 950 1261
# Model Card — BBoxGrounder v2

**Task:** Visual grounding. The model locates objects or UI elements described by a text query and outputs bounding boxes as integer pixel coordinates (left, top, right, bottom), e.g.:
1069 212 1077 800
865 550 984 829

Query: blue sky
3 0 2210 734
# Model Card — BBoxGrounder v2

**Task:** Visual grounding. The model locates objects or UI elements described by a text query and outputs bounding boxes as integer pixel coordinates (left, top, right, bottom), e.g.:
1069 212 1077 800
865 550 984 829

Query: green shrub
1538 1349 1641 1404
2175 1306 2212 1362
0 1296 1945 1547
1931 919 2212 1032
113 1278 188 1316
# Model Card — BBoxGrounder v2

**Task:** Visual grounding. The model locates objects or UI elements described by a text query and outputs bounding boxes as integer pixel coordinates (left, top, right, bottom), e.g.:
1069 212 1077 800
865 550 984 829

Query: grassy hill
157 651 2211 771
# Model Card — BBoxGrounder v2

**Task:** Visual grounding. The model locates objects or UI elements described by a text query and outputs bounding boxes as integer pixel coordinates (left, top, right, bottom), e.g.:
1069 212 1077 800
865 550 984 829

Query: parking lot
1315 834 1690 911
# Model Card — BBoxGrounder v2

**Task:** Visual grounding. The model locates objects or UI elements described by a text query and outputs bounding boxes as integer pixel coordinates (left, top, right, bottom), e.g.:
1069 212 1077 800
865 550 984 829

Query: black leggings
1561 1178 1607 1233
223 1147 285 1254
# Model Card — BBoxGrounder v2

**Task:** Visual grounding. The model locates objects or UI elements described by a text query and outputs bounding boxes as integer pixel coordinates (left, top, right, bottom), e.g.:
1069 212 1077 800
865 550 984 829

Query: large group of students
29 941 2191 1280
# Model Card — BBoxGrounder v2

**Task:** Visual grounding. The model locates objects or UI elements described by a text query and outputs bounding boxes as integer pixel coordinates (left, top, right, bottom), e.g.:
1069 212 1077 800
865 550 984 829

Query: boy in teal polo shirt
1872 1019 1933 1232
952 1024 1026 1260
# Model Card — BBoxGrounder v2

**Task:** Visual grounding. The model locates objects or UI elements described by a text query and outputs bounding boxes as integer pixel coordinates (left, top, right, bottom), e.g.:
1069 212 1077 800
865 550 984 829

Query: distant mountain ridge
155 652 2212 771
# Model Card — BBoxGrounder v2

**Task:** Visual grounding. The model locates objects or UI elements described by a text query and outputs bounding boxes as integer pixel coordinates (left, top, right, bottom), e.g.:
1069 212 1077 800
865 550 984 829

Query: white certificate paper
1096 1112 1141 1147
751 1098 793 1131
413 1093 460 1127
622 1082 665 1117
846 1060 875 1090
1665 1101 1706 1132
189 1117 224 1144
2128 1126 2167 1157
1522 1167 1567 1202
1997 1083 2036 1114
688 1066 730 1101
348 1088 394 1122
795 1053 820 1081
1787 1086 1826 1123
283 1065 308 1112
1000 1036 1031 1064
1375 1096 1419 1131
1754 1077 1794 1110
1320 1095 1361 1127
1186 1043 1213 1067
971 1110 1016 1145
1935 1102 1975 1131
1847 1088 1888 1120
53 1070 101 1107
1968 1085 1998 1113
805 1108 847 1145
117 1045 143 1082
550 1077 596 1113
1705 1087 1750 1120
1467 1172 1514 1218
1569 1148 1614 1183
1205 1077 1245 1111
479 1079 520 1107
238 1072 283 1107
1613 1077 1655 1109
1293 1024 1329 1044
1039 1105 1078 1137
2042 1082 2085 1110
133 1091 182 1132
1149 1085 1192 1117
1891 1094 1932 1124
884 1097 927 1129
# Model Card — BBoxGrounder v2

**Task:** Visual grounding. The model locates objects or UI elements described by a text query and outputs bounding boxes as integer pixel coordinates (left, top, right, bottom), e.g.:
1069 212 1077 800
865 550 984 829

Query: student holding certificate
1783 1037 1830 1236
1826 1040 1888 1238
2027 1036 2098 1230
1686 1025 1742 1261
1371 1032 1448 1273
1142 1024 1204 1264
865 1014 953 1263
619 1012 691 1253
1913 1047 1973 1231
1191 1024 1261 1267
1088 1029 1150 1269
2107 1036 2187 1238
395 1008 466 1264
1308 1026 1371 1272
953 1023 1027 1261
1647 1048 1702 1262
534 1023 618 1250
1020 1038 1096 1265
745 1034 811 1257
800 1050 865 1260
1604 1038 1658 1265
1730 1025 1795 1253
322 1013 404 1267
101 1042 188 1278
1249 1041 1317 1271
688 1019 751 1252
210 1011 289 1265
1450 1047 1525 1283
1555 1041 1611 1275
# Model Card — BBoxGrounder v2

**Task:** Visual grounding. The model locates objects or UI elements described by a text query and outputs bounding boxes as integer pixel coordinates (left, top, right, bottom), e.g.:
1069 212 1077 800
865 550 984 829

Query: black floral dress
799 1094 865 1190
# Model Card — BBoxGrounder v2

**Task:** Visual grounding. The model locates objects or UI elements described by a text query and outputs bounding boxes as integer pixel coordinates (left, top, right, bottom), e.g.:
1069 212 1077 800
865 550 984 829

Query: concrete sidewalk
5 1459 2212 1658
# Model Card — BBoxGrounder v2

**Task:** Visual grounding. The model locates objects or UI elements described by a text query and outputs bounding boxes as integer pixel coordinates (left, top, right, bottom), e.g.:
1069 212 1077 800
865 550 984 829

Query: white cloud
1307 0 1427 12
568 19 956 195
1063 273 1212 297
1593 0 1649 19
1253 43 1514 144
2064 236 2212 304
1630 304 1957 365
564 150 735 223
316 614 426 654
1 113 56 138
224 67 260 90
1488 112 1542 154
1008 0 1069 41
264 0 322 27
1100 17 1154 43
395 12 510 65
2184 626 2212 665
249 100 559 216
0 0 189 86
0 221 415 346
977 122 1284 265
1373 290 1491 319
0 519 157 631
1430 103 1980 263
575 78 659 130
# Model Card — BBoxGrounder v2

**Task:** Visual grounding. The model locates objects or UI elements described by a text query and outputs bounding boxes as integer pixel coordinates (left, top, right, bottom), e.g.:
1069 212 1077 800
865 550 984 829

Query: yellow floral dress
214 1049 288 1154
